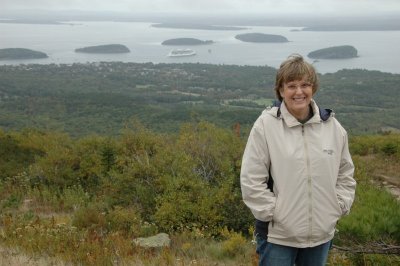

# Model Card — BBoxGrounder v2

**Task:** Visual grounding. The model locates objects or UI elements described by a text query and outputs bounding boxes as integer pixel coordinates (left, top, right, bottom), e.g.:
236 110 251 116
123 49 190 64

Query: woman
240 54 356 266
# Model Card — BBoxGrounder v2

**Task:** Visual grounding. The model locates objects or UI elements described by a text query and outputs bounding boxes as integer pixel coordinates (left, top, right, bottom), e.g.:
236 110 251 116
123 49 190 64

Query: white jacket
240 100 356 248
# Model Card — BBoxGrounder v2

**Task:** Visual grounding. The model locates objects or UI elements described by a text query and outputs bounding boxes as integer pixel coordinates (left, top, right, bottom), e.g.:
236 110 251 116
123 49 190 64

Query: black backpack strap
255 163 274 240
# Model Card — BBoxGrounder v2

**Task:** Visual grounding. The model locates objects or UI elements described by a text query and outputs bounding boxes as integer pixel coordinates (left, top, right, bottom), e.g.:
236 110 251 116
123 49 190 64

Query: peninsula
75 44 130 54
308 45 358 59
235 33 289 43
0 48 48 60
302 25 400 31
152 23 247 31
162 38 213 46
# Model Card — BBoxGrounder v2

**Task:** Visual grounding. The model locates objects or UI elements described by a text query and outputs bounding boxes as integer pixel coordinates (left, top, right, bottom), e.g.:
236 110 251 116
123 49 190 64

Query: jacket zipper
302 125 313 245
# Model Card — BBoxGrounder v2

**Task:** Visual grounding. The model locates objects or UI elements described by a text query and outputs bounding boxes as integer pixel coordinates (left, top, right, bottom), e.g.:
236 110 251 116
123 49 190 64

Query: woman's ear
279 87 284 99
312 87 316 96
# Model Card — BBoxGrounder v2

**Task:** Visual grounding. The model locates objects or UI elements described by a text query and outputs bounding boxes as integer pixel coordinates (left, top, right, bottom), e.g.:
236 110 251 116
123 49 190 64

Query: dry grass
360 155 400 185
0 244 66 266
0 208 258 266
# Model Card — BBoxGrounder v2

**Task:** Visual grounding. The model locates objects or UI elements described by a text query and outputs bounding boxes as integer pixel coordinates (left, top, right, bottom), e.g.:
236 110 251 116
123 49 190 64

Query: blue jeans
256 237 331 266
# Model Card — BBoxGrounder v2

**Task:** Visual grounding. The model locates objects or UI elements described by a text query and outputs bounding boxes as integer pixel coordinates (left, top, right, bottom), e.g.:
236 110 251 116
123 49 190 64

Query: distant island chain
0 28 358 61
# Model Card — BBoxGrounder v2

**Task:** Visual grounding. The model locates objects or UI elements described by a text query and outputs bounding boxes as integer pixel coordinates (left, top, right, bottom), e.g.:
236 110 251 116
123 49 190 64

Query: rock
132 233 171 248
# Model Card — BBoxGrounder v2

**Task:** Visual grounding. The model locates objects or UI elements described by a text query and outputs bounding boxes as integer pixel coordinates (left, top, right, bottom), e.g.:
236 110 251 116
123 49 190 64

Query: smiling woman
274 55 318 121
280 79 313 121
240 54 356 266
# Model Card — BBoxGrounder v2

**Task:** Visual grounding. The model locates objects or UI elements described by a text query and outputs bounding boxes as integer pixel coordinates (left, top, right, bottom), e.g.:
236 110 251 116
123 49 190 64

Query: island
162 38 214 46
235 33 289 43
152 23 247 31
0 48 48 60
307 45 358 59
74 44 130 54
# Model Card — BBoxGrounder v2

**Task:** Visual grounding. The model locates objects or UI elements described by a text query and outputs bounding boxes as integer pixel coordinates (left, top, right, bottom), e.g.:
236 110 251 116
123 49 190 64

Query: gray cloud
1 0 400 14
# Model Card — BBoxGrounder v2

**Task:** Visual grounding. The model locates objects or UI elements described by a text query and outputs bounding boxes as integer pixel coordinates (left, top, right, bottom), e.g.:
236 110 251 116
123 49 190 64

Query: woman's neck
296 105 313 123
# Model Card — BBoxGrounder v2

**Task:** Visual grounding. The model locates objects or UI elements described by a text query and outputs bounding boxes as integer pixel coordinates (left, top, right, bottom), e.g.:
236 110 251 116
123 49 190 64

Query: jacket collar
266 99 330 128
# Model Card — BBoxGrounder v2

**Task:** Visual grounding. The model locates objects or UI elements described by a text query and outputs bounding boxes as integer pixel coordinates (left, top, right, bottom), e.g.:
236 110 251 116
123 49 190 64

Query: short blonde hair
274 54 319 101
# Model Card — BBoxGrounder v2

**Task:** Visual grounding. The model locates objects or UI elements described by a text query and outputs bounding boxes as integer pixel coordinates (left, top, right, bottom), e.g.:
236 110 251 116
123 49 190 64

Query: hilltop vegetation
0 61 399 264
0 62 399 137
0 125 399 265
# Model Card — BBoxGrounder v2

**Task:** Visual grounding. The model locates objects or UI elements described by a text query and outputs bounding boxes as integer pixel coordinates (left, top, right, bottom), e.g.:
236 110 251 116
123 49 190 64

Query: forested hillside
0 62 399 264
0 62 398 136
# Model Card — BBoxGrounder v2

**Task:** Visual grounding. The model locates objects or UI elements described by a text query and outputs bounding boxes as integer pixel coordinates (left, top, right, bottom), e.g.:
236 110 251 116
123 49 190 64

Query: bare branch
332 244 400 255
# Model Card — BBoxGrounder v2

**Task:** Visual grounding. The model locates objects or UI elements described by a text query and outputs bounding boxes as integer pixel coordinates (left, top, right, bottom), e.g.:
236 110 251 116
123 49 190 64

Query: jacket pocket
335 195 345 217
271 196 281 225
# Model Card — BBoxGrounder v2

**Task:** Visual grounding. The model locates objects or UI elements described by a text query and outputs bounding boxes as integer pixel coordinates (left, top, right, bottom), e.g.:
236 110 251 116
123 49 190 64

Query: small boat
167 48 196 57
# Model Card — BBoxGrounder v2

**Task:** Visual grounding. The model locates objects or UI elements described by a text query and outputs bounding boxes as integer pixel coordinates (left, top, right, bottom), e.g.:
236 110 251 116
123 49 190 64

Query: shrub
153 175 221 234
72 204 107 231
337 182 400 242
0 193 22 210
381 142 397 156
105 206 142 237
139 222 158 237
220 228 247 257
350 134 400 158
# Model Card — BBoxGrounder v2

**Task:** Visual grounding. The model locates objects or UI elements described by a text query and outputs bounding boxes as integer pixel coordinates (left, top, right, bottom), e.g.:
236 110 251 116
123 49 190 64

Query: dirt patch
377 175 400 201
358 155 400 201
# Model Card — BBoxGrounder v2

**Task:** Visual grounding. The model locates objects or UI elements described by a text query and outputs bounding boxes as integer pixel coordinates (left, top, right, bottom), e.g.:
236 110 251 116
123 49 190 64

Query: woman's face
280 77 314 120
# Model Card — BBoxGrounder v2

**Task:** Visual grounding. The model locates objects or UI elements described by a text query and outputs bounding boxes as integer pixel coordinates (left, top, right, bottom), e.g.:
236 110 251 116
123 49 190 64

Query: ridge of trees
0 62 399 137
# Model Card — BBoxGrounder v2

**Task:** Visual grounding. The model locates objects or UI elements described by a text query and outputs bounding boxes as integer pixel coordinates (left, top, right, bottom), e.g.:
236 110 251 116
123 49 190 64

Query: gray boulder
132 233 171 248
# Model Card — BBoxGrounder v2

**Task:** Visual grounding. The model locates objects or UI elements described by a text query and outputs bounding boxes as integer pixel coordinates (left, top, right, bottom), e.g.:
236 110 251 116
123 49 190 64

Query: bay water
1 21 400 74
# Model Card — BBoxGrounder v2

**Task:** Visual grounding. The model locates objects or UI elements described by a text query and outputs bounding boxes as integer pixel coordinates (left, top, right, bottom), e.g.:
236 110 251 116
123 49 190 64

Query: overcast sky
2 0 400 15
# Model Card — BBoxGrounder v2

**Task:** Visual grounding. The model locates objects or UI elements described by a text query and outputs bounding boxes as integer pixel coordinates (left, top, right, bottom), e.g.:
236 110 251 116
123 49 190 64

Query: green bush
72 204 107 231
105 206 142 237
153 175 221 234
337 182 400 242
0 193 22 210
382 142 398 156
0 130 43 180
220 228 247 257
350 134 400 158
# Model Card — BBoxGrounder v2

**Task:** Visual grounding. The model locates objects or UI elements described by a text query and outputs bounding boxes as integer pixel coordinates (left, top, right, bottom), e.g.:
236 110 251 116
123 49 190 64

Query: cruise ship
167 49 196 57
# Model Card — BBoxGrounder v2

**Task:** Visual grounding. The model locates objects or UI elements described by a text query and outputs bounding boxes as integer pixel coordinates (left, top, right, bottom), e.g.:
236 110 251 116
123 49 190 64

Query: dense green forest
0 62 399 137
